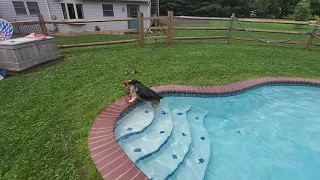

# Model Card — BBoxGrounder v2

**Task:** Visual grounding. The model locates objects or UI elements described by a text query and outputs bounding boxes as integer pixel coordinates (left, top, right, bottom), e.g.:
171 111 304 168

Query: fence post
225 13 235 44
306 18 320 51
138 11 144 47
167 11 174 45
38 14 48 35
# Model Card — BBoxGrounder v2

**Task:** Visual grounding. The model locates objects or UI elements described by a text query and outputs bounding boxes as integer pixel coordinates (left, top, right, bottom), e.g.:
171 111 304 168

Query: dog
123 79 163 108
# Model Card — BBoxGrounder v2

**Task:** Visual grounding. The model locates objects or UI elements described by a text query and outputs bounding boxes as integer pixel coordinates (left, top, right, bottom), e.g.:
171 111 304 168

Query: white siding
0 0 50 21
0 0 150 33
48 0 150 33
0 0 54 31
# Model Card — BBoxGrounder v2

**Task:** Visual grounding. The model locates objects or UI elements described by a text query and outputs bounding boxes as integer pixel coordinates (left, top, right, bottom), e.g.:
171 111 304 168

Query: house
0 0 159 33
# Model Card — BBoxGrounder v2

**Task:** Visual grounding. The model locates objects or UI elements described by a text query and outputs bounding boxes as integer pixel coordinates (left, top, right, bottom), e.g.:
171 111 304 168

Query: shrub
293 0 312 21
94 25 101 31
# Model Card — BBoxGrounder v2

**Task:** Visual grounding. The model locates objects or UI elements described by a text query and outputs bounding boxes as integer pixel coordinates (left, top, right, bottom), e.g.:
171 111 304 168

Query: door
127 5 139 29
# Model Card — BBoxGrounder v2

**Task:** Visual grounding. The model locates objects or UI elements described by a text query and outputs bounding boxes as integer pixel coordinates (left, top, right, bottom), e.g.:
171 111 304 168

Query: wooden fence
10 12 320 51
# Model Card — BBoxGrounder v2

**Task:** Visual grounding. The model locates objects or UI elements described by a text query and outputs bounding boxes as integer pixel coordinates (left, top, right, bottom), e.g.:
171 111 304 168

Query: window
12 1 27 15
76 4 84 19
67 3 76 19
12 1 40 16
127 5 139 18
26 2 40 15
61 3 84 19
102 4 114 17
61 3 68 19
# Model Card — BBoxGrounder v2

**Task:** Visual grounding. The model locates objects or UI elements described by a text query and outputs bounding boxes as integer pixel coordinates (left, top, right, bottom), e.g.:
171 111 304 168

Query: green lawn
1 20 320 180
173 20 314 42
54 20 318 45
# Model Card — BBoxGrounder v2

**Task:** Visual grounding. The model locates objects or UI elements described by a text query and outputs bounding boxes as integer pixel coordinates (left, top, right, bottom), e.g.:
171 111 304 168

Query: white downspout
45 0 54 32
148 0 151 27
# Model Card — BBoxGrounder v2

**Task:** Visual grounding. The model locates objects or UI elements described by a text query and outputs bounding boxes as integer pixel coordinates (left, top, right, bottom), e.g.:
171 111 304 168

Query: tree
293 0 312 21
159 0 309 18
310 0 320 17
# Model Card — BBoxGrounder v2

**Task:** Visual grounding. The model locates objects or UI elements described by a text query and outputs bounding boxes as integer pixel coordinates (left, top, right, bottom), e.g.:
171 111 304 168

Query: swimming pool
114 85 320 180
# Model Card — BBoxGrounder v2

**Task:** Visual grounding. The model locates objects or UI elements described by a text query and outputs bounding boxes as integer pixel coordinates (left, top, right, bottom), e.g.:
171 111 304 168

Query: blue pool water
115 85 320 180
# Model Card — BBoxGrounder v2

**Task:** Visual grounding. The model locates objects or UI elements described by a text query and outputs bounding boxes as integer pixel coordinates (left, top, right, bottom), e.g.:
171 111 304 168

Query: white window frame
102 4 114 17
12 1 40 16
12 1 28 16
61 3 84 19
26 1 40 15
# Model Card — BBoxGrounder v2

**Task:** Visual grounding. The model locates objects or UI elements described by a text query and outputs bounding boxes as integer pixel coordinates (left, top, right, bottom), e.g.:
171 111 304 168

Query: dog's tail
155 93 163 100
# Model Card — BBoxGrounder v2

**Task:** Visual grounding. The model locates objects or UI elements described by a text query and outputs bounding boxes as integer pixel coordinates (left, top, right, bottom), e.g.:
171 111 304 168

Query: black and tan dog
123 79 163 108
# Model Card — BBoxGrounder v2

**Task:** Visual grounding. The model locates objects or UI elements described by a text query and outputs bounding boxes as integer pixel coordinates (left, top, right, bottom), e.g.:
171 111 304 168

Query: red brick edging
88 77 320 180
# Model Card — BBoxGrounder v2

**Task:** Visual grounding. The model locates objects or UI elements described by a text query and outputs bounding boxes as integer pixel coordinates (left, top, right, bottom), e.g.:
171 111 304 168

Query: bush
94 25 101 31
293 0 312 21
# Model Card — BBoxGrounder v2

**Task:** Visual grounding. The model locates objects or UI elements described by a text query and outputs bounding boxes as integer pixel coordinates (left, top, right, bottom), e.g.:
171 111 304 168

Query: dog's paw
128 99 134 103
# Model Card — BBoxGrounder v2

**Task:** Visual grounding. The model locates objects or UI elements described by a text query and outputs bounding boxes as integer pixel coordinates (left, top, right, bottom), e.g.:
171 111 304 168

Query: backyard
1 20 320 179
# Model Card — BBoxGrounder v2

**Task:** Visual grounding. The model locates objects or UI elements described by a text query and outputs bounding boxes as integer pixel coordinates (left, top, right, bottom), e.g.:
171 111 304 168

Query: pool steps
114 104 154 142
115 103 211 180
168 106 211 180
118 103 173 164
137 105 192 180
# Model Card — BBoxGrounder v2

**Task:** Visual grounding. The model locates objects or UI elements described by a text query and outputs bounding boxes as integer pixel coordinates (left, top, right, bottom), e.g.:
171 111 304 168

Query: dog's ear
123 80 128 85
123 80 131 90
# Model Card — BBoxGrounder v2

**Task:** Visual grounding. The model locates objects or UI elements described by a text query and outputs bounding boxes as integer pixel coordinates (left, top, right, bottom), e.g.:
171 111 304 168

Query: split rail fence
10 12 320 51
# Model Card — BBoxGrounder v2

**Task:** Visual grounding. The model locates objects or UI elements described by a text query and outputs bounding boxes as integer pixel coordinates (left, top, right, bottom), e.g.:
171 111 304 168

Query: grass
54 20 318 45
1 20 320 180
173 20 316 43
54 34 137 45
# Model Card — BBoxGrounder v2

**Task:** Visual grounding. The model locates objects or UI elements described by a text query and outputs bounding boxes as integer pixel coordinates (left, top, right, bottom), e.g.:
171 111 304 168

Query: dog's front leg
128 93 137 102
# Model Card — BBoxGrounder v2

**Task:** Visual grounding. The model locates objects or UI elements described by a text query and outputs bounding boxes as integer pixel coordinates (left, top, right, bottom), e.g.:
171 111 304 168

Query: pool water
115 85 320 180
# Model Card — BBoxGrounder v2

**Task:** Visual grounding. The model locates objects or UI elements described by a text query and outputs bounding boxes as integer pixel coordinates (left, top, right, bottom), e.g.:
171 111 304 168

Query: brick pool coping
88 77 320 180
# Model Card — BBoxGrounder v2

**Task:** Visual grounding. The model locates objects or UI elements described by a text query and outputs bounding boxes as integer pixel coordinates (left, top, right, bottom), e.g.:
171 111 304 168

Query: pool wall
87 77 320 180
